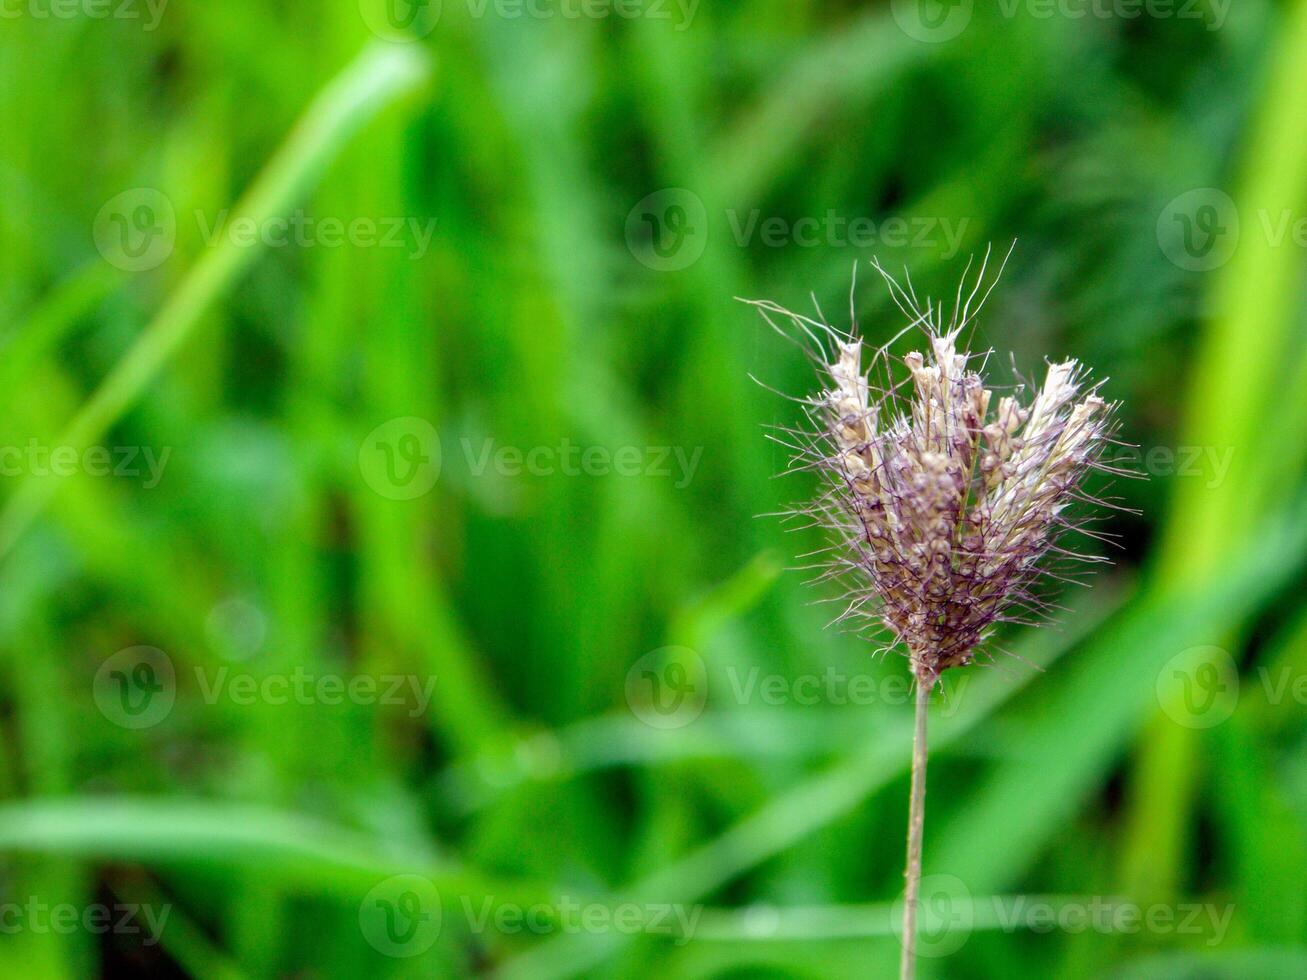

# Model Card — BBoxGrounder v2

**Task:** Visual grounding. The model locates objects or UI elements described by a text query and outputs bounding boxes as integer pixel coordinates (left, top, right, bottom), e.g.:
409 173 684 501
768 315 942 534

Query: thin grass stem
900 671 933 980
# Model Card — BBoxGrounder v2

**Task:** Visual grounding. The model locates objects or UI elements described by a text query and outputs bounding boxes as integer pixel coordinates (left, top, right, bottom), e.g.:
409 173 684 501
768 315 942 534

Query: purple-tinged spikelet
748 251 1123 685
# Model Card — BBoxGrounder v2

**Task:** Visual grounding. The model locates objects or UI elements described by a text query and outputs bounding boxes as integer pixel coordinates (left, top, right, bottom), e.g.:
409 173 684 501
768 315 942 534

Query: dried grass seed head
749 252 1122 685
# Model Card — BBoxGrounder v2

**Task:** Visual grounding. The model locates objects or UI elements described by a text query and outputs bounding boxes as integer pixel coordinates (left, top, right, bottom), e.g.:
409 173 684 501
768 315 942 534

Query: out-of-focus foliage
1 0 1306 976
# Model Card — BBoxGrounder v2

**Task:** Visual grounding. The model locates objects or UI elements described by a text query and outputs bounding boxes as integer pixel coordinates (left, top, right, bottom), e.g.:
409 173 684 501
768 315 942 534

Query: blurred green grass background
2 0 1307 976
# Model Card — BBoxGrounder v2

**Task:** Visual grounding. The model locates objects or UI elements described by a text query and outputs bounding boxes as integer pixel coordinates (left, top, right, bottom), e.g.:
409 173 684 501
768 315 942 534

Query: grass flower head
749 249 1122 687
